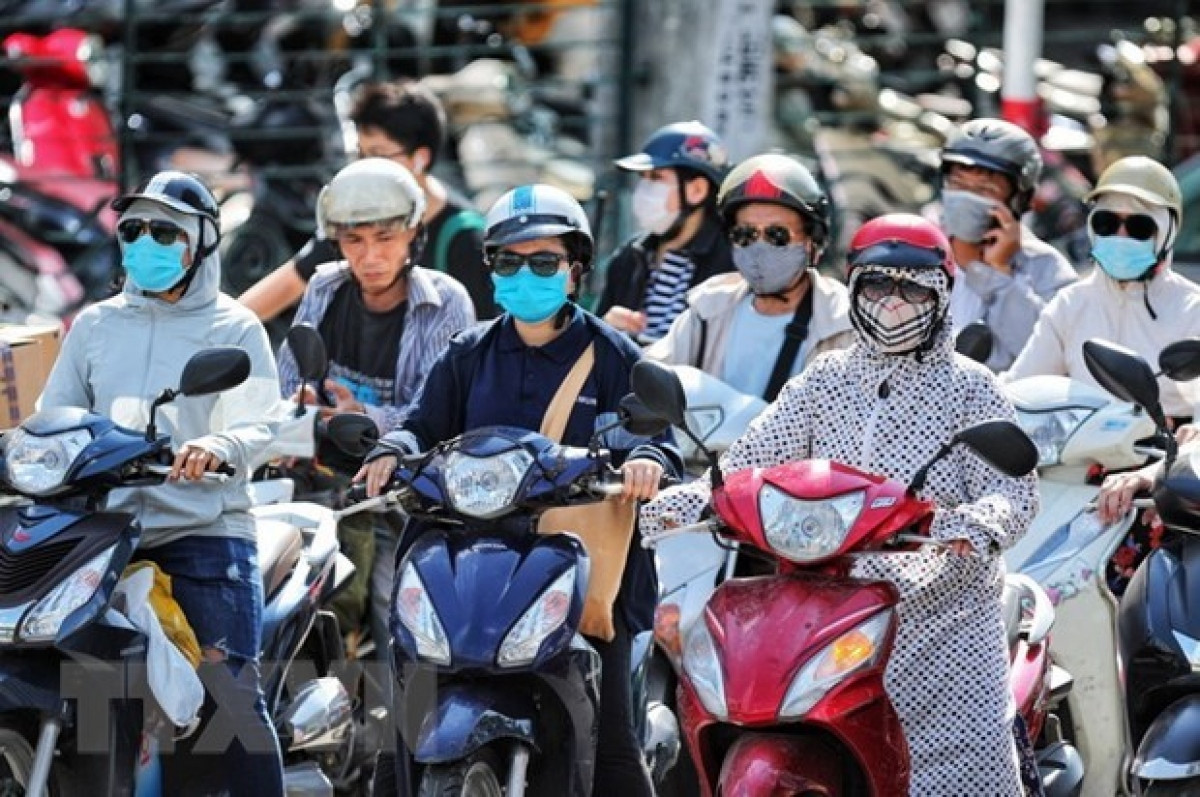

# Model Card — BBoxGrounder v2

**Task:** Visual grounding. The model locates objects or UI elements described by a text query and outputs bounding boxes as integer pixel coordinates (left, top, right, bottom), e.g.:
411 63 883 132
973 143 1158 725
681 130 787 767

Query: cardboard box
0 324 63 429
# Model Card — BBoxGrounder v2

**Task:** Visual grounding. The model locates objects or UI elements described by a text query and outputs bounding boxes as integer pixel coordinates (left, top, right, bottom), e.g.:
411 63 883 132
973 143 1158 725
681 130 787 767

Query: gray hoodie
38 218 282 547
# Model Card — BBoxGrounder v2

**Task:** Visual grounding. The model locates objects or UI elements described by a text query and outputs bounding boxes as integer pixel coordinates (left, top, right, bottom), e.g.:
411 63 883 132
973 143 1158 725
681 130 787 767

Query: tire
1144 780 1200 796
0 726 36 794
417 747 506 797
220 209 294 297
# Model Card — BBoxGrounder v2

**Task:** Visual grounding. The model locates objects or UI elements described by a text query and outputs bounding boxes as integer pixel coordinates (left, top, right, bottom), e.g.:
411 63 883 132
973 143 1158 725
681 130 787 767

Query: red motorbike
630 360 1068 796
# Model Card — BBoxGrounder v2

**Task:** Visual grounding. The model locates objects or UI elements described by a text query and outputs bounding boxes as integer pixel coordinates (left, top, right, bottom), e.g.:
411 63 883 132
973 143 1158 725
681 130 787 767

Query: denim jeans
137 535 284 796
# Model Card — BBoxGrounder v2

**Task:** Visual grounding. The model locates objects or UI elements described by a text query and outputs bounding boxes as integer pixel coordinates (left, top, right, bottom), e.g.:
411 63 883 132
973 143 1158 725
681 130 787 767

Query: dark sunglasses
1089 209 1158 241
858 273 938 305
489 250 569 277
117 218 187 246
729 224 797 248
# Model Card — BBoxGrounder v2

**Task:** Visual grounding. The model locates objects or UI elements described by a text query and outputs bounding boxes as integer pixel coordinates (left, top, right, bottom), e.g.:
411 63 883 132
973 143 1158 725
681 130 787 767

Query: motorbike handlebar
143 463 232 484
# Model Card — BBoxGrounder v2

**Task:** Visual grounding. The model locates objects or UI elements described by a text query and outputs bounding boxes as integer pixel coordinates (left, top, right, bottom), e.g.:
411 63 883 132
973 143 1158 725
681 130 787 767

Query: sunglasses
117 218 187 246
1090 209 1158 241
729 224 798 248
858 273 938 305
490 250 569 277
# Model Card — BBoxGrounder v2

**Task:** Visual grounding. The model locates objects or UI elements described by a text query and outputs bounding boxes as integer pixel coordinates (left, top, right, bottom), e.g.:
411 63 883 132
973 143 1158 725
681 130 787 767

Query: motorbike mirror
617 393 671 438
322 413 379 460
954 420 1038 478
1158 339 1200 382
954 321 994 365
1082 339 1166 427
631 360 687 428
286 324 328 382
179 347 251 397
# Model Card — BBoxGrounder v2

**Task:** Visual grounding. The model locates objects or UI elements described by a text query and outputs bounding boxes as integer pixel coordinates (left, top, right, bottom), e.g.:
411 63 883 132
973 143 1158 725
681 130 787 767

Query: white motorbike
1003 373 1160 797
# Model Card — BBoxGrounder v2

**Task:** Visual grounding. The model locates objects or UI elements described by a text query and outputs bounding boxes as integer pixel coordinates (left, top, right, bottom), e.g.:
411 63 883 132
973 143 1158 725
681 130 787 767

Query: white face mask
631 180 677 236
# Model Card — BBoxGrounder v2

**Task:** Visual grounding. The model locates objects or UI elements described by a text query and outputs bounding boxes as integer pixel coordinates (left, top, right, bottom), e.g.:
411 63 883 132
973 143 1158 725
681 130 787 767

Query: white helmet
316 157 426 238
484 184 594 271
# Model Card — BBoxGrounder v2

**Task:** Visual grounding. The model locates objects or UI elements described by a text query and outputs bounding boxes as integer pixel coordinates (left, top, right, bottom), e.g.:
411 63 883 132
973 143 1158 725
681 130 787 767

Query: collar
400 266 444 309
496 304 590 364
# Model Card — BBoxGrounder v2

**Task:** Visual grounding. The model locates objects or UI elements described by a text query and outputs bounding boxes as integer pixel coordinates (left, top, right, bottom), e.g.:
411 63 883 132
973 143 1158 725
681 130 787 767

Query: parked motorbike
0 345 361 795
356 402 678 796
1079 337 1200 794
633 358 1081 796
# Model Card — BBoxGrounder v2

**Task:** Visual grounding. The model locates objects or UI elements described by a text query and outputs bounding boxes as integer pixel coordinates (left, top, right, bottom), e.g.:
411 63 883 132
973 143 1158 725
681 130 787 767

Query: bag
534 343 635 642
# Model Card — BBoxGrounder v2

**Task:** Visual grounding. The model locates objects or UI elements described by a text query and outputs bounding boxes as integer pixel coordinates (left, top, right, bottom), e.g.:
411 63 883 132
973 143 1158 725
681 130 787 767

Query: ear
683 175 710 208
412 147 431 176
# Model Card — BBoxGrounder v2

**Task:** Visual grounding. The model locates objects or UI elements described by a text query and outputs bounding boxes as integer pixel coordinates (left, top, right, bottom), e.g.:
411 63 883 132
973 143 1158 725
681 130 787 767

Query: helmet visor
850 242 946 271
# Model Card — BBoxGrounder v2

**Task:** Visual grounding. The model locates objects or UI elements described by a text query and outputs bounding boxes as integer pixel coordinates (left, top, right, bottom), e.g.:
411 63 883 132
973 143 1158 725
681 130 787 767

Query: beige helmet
1085 156 1181 222
316 157 426 238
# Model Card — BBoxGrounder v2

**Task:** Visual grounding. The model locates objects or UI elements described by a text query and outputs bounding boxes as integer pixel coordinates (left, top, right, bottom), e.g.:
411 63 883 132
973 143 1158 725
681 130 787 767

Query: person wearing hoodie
647 152 854 401
936 118 1078 371
1006 156 1200 424
594 120 734 343
38 171 285 794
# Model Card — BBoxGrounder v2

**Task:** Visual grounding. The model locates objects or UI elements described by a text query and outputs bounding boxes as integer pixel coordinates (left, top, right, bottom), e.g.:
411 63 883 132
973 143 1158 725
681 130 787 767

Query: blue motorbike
360 403 677 796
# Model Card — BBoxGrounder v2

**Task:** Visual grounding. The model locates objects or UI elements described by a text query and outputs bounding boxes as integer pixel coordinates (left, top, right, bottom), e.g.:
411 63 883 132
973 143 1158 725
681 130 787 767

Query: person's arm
976 248 1077 370
1002 296 1070 382
645 307 700 366
238 260 308 322
929 373 1039 556
37 313 95 411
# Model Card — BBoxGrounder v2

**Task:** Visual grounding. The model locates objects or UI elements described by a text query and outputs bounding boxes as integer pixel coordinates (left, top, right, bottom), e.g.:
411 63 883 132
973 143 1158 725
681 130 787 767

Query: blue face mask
491 266 570 323
1091 234 1158 282
122 235 189 292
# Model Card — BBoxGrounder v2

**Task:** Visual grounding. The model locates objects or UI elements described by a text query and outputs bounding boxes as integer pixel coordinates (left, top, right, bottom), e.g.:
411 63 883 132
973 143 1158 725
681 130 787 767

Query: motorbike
632 358 1082 796
1079 337 1200 795
355 399 679 796
0 344 363 795
1003 371 1161 797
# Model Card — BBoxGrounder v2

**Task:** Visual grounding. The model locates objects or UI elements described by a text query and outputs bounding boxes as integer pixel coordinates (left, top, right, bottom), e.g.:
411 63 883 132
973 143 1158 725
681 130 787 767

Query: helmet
111 170 221 259
847 213 956 284
316 158 425 239
941 118 1043 215
717 153 830 247
1085 155 1181 221
484 184 594 271
614 120 730 186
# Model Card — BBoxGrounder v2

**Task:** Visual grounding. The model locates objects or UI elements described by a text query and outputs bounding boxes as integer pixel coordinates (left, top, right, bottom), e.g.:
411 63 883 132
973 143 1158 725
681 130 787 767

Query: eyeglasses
945 167 1012 202
1089 209 1158 241
489 250 569 277
729 224 799 248
117 218 187 246
857 272 938 304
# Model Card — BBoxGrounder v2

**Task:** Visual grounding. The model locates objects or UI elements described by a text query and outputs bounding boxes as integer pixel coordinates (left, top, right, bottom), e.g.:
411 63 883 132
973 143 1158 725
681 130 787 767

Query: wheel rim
461 761 502 797
0 741 31 795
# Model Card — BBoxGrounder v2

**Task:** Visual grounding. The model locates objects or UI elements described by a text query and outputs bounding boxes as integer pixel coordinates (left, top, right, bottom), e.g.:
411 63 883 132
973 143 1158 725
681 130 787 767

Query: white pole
1001 0 1046 135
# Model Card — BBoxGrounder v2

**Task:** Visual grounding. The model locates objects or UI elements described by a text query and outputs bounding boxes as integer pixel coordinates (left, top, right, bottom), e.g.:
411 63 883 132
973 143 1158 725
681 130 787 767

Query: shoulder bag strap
539 343 597 443
763 277 815 402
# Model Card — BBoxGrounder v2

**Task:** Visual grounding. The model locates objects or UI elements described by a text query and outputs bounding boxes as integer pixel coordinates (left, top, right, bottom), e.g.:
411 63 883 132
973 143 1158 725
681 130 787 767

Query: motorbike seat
1000 581 1023 655
257 518 304 600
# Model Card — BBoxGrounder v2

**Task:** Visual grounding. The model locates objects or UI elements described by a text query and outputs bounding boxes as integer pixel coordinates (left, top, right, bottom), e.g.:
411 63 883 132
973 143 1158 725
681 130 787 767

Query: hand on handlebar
1096 463 1160 525
619 459 665 502
169 443 231 482
355 455 397 499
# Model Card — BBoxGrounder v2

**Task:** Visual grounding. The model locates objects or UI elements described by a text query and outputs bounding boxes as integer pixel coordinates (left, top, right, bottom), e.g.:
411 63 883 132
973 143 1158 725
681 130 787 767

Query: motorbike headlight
4 428 91 496
19 546 115 643
779 610 892 718
759 485 864 563
444 449 534 519
682 619 727 719
1015 407 1093 467
394 563 450 665
497 568 576 668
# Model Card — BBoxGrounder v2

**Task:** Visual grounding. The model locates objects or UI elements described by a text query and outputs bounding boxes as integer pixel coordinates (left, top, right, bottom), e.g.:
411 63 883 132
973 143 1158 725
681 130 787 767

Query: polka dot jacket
642 315 1038 796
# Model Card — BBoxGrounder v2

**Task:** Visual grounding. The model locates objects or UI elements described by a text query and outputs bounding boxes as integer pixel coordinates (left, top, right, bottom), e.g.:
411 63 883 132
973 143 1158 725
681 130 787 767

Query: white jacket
1005 267 1200 418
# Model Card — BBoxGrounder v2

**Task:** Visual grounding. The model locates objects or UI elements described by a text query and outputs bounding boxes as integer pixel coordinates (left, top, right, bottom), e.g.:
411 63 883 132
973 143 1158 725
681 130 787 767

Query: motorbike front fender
410 683 539 764
1133 694 1200 780
718 733 844 797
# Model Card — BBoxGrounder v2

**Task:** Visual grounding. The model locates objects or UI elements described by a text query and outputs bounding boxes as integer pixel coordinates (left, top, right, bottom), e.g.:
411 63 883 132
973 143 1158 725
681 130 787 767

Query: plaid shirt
277 262 476 433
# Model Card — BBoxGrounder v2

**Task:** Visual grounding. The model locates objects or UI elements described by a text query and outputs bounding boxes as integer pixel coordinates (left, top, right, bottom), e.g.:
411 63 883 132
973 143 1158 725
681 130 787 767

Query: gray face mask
732 242 809 295
940 189 997 243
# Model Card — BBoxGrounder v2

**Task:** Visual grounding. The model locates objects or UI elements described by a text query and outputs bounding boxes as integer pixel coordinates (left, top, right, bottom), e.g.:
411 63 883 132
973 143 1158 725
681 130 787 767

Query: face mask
492 266 570 323
851 291 939 355
121 235 188 292
940 189 996 244
1091 234 1158 281
732 241 809 295
631 181 677 236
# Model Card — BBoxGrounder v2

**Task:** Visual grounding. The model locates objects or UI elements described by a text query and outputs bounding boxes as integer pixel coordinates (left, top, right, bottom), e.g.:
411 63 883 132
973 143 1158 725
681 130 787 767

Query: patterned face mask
851 290 940 355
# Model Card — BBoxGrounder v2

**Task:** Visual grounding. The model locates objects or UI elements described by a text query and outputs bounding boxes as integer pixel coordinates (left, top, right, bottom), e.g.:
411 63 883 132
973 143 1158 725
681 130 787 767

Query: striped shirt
641 250 696 342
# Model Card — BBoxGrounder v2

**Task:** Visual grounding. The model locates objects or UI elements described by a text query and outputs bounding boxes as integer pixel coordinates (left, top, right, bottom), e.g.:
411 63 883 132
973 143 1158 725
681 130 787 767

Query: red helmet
846 213 956 285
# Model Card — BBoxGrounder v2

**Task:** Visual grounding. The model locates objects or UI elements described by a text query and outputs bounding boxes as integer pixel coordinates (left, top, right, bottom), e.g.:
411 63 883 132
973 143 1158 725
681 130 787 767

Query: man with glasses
646 152 854 401
357 183 682 797
937 118 1077 371
239 79 493 323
